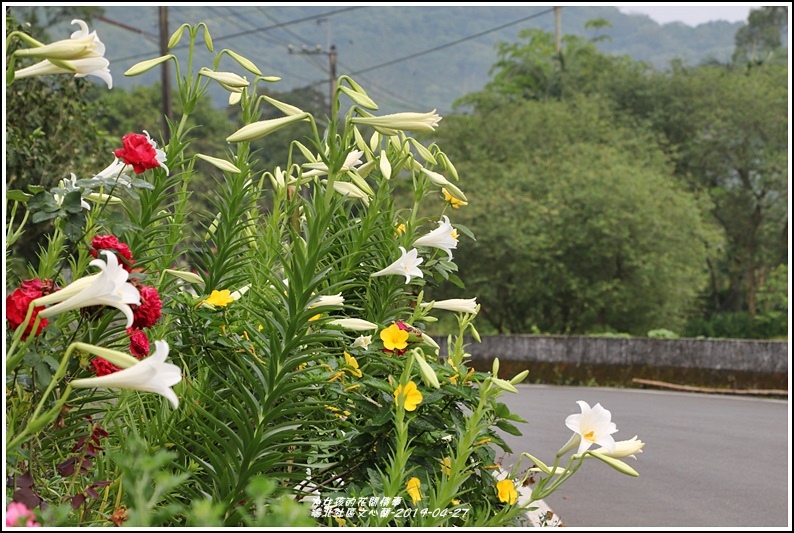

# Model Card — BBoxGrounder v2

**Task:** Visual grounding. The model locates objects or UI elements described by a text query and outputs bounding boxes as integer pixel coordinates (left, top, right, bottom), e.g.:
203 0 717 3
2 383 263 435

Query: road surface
495 384 790 527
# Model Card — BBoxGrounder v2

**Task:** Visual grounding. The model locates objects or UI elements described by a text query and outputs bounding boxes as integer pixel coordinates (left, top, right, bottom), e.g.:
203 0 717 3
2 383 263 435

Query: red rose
5 278 54 339
113 132 160 174
128 328 150 358
91 358 121 376
90 234 135 272
132 285 162 329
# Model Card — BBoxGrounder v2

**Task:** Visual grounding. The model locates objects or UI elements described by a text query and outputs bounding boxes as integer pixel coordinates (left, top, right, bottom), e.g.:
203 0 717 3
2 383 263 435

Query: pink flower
131 285 162 329
90 234 135 272
6 501 40 527
113 131 168 174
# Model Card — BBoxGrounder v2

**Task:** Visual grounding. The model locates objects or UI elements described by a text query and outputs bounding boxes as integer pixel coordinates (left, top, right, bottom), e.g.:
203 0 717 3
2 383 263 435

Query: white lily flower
371 247 424 284
352 110 441 134
94 158 134 186
351 335 372 349
565 401 619 456
308 293 345 309
413 215 458 260
34 251 141 329
327 318 379 331
71 340 182 408
230 285 250 300
420 298 478 314
14 20 112 88
198 68 250 91
595 436 645 460
53 174 91 210
332 181 370 205
303 149 364 178
142 130 169 175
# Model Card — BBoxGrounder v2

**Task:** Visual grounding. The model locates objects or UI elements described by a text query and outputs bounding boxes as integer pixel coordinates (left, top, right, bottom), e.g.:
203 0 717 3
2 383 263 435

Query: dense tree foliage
434 13 788 337
434 97 713 334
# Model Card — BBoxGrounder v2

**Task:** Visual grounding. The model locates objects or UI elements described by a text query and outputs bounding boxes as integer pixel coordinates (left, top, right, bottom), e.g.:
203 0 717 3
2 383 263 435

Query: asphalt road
495 384 791 528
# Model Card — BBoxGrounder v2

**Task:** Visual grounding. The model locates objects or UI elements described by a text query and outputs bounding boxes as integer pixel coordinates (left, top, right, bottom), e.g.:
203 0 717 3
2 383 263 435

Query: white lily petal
412 215 458 260
35 251 141 329
370 247 424 284
420 298 478 314
71 340 181 408
565 401 619 456
327 318 379 331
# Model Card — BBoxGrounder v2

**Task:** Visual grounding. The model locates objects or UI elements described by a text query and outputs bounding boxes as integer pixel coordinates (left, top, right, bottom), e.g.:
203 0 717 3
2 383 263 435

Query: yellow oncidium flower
201 289 234 308
394 381 423 412
394 223 406 236
344 352 363 378
440 456 452 476
406 477 422 505
496 479 518 505
329 371 344 382
452 499 461 506
442 188 468 209
380 323 409 351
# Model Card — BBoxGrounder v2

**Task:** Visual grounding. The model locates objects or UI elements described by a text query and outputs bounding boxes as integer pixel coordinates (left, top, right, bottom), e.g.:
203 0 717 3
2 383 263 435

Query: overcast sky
615 4 756 26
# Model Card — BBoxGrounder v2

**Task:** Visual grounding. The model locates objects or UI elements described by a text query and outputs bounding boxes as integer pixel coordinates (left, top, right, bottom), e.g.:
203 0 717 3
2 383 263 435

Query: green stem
5 304 39 372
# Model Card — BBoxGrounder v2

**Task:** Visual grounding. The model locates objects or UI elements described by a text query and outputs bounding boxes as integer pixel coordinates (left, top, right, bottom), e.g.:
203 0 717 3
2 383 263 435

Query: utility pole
554 6 561 53
287 43 337 118
329 44 337 113
159 6 172 144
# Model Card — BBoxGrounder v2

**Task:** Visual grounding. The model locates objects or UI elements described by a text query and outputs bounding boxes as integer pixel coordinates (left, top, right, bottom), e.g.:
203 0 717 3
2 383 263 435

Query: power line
109 6 363 63
350 7 555 76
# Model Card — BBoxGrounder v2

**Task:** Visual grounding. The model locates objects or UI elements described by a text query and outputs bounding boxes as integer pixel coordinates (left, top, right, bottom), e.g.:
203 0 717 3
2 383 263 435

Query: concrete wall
432 335 788 374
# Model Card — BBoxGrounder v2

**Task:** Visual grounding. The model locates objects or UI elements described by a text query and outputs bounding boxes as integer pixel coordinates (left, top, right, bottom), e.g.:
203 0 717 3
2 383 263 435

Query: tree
732 6 788 67
609 63 788 317
433 97 713 335
455 26 649 112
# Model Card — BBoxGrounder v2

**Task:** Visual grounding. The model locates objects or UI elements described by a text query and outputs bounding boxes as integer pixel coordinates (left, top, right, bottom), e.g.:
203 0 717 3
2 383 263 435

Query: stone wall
432 335 788 373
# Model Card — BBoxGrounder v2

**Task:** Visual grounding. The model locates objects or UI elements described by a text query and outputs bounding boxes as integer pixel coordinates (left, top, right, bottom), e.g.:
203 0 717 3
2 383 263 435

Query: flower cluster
379 322 424 356
5 278 56 339
85 234 162 375
5 502 40 528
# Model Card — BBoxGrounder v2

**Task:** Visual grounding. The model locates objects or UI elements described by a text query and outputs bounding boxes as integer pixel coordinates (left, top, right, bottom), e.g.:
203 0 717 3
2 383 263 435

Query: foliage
609 62 788 317
732 6 788 67
448 20 787 335
23 5 747 115
5 19 644 528
4 15 114 273
433 96 712 335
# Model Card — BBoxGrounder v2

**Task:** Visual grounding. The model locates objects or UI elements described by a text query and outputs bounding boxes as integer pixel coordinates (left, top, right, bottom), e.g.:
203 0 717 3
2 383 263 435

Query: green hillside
13 5 748 113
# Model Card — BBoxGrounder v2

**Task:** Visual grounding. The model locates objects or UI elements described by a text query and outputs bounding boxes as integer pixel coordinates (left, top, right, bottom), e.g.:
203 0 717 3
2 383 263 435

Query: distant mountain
12 5 752 114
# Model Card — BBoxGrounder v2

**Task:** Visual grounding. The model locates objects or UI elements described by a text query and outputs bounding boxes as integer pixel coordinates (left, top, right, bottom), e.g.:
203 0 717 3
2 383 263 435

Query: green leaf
5 189 31 203
495 419 523 437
